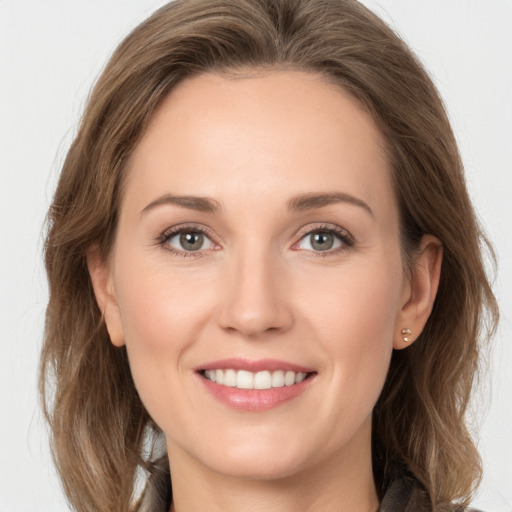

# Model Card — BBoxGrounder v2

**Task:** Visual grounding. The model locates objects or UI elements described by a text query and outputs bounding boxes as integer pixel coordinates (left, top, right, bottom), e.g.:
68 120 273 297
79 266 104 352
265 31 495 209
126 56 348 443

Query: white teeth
295 372 307 383
203 369 310 389
284 371 295 386
271 370 285 387
236 370 254 389
223 369 237 387
254 371 272 389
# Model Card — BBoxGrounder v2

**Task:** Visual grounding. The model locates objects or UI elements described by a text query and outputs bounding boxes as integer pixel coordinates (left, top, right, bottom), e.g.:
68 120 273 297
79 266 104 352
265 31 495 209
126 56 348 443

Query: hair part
41 1 498 511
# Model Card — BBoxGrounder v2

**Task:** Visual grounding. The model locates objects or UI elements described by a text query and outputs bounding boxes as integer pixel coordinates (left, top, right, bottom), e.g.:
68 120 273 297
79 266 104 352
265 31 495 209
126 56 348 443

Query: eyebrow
288 192 374 218
140 191 373 217
141 194 221 215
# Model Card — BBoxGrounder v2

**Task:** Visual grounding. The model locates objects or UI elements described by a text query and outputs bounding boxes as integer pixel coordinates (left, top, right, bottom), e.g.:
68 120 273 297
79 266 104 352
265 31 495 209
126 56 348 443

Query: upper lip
197 358 315 373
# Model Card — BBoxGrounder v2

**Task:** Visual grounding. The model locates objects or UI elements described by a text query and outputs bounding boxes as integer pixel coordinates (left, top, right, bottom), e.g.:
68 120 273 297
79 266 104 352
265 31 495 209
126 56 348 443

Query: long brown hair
40 1 498 511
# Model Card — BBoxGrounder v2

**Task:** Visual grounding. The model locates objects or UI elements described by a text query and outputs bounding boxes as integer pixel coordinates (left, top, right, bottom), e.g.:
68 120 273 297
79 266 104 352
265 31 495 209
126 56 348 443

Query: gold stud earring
401 328 412 343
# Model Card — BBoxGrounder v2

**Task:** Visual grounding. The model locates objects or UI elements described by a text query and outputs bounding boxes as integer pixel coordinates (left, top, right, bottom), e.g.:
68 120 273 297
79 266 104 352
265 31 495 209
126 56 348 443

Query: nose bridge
217 242 293 336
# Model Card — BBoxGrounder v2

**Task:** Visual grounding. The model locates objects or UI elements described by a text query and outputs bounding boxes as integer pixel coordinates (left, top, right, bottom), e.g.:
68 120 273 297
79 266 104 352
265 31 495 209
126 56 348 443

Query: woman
40 1 498 511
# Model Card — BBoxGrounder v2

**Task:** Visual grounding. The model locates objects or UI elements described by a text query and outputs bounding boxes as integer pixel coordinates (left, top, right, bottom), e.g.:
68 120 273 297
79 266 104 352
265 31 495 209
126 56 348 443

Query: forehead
125 70 395 221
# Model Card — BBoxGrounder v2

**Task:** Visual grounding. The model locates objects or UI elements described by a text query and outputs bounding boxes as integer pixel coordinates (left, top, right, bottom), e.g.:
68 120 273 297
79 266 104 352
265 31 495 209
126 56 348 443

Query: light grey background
1 1 510 510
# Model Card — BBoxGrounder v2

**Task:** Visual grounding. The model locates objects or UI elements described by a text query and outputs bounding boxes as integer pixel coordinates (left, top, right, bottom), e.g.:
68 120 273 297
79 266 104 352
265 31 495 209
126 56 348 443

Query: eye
165 229 214 252
298 230 341 251
294 227 353 253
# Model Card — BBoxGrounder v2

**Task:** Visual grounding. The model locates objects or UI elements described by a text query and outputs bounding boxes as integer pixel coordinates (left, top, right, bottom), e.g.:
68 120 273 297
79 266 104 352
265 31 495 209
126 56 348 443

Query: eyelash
156 224 217 258
156 223 355 257
292 223 355 256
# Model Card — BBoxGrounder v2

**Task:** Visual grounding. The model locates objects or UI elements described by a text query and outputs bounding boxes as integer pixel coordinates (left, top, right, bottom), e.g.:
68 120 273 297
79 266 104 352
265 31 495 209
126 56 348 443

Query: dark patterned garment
378 477 482 512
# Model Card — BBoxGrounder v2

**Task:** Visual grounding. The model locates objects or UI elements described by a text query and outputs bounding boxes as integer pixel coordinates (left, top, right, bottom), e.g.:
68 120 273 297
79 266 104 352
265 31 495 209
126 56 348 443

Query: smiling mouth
201 369 315 390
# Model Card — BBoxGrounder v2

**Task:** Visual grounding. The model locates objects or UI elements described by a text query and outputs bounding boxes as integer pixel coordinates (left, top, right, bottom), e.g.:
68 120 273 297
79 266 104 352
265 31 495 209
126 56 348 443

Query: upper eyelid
161 223 216 240
294 223 354 242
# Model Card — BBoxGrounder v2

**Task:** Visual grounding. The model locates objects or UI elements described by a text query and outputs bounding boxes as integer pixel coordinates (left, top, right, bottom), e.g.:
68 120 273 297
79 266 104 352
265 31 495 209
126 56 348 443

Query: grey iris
180 232 204 251
311 231 334 251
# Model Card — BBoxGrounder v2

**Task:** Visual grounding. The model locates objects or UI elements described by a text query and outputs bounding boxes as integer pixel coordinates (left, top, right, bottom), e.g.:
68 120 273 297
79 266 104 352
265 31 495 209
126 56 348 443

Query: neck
167 420 379 512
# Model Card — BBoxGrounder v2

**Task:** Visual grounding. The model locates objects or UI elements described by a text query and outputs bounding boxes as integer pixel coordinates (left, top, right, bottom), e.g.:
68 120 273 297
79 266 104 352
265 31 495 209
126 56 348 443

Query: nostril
214 263 296 337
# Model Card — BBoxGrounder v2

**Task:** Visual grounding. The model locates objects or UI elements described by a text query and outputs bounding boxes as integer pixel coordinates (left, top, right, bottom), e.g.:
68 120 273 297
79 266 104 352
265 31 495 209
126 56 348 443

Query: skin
89 71 442 512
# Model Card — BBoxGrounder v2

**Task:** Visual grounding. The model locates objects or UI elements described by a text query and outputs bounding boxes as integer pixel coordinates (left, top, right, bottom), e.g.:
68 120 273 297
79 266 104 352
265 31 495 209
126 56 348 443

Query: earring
401 328 412 343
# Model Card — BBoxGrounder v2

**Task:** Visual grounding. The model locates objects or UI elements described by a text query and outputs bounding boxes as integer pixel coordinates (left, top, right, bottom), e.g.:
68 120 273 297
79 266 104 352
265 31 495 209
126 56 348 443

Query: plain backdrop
1 1 511 511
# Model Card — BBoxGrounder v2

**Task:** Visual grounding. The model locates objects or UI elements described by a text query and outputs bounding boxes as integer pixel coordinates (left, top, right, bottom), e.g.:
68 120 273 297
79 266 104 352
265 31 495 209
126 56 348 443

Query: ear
393 235 443 350
87 246 125 347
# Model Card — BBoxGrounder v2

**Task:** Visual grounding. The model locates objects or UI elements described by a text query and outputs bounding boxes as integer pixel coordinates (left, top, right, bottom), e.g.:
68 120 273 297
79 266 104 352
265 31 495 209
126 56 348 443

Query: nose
216 248 294 338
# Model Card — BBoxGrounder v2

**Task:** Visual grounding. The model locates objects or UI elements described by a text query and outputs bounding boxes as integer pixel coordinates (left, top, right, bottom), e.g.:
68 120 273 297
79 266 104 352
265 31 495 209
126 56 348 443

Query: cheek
304 256 402 345
115 254 216 349
112 255 217 420
300 257 402 411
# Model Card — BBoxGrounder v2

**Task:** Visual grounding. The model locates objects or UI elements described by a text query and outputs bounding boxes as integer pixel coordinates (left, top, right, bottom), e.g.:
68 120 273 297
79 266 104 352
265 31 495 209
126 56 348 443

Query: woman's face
94 71 416 481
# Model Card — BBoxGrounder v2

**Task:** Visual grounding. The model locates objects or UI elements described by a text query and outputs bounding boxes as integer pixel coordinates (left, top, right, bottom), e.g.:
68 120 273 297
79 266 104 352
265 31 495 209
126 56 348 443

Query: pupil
311 231 333 251
180 232 204 251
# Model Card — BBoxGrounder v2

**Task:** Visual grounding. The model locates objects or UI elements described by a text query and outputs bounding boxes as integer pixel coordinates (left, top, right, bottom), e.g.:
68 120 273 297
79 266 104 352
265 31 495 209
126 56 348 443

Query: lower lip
199 374 315 411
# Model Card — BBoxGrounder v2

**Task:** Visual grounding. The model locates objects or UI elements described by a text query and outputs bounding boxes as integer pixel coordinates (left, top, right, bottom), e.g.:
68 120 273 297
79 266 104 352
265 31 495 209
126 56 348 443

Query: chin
175 429 315 482
206 450 310 482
